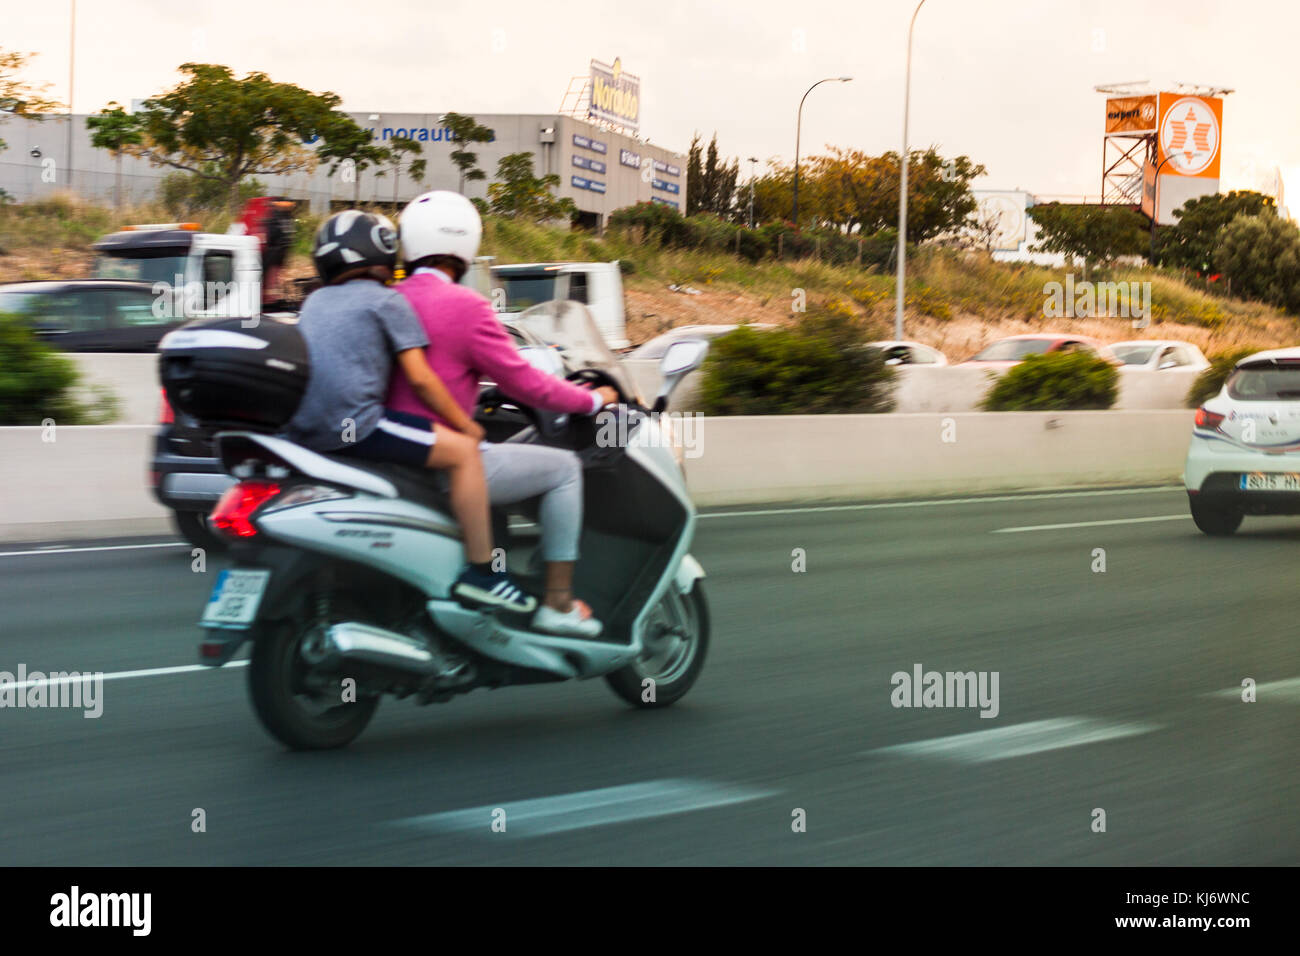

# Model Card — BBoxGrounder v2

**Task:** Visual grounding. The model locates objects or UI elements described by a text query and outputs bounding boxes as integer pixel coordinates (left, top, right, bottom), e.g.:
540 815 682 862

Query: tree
0 48 63 155
381 134 426 204
441 112 495 193
1156 190 1277 271
486 151 575 221
86 102 142 207
685 133 738 218
114 63 387 207
1026 203 1149 270
1213 213 1300 313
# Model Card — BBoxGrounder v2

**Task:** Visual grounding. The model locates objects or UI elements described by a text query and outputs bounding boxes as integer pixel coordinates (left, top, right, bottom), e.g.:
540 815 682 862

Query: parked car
960 334 1118 367
0 279 182 351
865 340 949 366
1110 340 1209 372
1184 347 1300 535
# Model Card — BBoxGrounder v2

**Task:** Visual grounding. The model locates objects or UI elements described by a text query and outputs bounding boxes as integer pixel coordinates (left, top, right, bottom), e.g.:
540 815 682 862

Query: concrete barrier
69 354 160 425
682 411 1192 506
1 413 1193 541
0 425 171 541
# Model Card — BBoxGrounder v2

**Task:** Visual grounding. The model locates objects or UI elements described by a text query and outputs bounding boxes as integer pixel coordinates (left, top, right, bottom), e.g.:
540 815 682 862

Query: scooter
191 302 711 749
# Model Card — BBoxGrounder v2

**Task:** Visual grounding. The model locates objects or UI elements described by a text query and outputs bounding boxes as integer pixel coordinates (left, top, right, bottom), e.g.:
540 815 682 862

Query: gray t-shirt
284 280 428 451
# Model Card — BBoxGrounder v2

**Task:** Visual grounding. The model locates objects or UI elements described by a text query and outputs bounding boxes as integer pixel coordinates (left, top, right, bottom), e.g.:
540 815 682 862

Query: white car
1185 347 1300 535
1111 340 1209 372
866 340 949 366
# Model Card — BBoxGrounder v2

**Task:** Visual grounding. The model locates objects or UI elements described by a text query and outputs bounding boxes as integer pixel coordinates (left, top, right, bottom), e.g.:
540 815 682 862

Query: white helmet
399 190 482 271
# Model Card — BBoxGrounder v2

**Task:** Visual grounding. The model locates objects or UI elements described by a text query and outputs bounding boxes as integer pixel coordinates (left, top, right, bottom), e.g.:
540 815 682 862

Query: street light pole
66 0 76 188
747 156 758 229
1147 151 1199 265
793 76 852 228
895 0 928 341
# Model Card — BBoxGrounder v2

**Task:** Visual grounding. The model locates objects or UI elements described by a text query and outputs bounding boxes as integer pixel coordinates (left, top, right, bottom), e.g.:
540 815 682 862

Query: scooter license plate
201 569 271 629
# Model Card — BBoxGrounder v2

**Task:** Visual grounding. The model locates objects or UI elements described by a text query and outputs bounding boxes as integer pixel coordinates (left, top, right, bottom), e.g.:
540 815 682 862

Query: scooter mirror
660 339 709 376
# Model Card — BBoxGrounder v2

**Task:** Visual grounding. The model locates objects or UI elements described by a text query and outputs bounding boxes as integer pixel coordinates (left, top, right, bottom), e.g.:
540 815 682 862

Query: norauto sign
589 58 640 133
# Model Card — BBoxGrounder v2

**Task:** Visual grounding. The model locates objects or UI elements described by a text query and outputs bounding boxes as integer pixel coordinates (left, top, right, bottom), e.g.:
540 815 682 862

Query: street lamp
793 76 852 228
1148 150 1202 264
747 156 759 229
895 0 928 341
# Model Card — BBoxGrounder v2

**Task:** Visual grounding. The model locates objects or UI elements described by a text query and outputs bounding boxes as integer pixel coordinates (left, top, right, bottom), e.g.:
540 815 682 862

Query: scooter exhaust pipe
324 621 444 676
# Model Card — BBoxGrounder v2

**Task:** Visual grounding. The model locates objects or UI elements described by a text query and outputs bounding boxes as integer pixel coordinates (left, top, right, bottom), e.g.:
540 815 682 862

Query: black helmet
312 210 399 285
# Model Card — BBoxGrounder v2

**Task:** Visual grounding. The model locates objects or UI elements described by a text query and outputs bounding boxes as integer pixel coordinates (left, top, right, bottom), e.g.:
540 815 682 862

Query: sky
3 0 1297 201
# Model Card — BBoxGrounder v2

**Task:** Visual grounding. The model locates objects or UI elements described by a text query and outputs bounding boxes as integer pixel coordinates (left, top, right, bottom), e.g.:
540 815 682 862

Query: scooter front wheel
248 619 380 750
605 583 709 708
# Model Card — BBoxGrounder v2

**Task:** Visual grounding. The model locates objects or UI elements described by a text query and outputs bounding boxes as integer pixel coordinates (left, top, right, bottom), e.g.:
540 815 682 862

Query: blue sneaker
452 567 538 614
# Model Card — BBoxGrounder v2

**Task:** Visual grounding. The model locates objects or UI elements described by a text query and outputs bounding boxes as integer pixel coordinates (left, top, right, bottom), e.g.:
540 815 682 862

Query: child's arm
395 348 484 441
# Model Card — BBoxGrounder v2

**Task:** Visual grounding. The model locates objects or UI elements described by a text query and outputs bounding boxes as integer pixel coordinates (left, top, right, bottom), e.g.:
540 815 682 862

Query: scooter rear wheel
605 583 709 708
248 618 379 750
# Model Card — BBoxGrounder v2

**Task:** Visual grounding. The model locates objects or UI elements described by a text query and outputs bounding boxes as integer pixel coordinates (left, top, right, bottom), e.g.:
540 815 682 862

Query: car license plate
201 569 271 629
1239 472 1300 491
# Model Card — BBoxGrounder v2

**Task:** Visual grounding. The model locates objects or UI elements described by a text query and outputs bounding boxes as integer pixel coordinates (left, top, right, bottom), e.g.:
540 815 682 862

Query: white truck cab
490 261 628 349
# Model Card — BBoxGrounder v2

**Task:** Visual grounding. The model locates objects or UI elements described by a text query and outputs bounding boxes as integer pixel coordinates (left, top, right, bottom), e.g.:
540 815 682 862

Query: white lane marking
991 515 1190 534
1 661 247 690
699 486 1181 520
1208 677 1300 702
865 717 1161 763
0 542 189 558
0 488 1182 557
392 779 775 838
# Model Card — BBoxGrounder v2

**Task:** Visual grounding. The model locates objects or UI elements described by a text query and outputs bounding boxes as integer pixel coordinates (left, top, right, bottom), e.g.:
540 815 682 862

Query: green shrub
980 351 1118 411
0 315 115 424
697 306 896 415
1185 347 1257 408
157 172 265 219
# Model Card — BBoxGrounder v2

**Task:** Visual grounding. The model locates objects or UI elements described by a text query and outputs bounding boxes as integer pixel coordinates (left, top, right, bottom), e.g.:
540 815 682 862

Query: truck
92 196 301 322
490 261 629 349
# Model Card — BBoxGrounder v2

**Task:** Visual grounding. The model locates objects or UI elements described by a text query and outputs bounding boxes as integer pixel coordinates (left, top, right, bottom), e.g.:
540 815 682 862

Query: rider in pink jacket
386 273 599 424
387 191 617 638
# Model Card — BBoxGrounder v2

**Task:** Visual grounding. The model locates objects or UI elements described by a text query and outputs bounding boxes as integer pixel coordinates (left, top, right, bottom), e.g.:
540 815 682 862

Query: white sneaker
532 603 604 638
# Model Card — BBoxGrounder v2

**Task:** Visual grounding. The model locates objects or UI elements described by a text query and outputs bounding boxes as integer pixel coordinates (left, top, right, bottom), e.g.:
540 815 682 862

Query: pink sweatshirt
386 271 598 426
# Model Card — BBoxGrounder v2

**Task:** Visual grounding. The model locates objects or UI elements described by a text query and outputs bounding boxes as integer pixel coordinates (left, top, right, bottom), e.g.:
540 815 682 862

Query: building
0 110 687 229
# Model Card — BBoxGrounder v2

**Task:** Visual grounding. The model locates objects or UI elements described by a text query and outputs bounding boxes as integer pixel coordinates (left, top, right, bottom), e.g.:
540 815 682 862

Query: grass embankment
1 192 1294 361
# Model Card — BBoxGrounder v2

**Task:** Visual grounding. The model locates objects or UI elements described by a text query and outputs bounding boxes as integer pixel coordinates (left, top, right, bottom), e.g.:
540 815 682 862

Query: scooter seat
318 454 453 514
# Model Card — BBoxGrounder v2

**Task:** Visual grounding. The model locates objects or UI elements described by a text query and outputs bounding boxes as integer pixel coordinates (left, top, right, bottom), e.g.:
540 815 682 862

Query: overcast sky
5 0 1297 200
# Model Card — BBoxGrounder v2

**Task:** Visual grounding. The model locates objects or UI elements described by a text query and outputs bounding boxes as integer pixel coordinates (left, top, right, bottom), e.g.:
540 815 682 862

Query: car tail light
1194 407 1225 430
159 390 174 425
210 480 281 539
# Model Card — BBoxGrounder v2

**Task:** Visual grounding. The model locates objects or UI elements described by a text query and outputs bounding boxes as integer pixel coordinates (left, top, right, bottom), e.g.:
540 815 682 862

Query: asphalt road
2 485 1297 865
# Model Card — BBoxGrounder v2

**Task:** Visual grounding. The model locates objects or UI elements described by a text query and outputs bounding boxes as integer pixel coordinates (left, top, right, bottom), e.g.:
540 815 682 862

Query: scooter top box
159 316 310 433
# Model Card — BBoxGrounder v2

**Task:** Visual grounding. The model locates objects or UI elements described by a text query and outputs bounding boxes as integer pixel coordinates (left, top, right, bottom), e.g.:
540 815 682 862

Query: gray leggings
480 443 583 562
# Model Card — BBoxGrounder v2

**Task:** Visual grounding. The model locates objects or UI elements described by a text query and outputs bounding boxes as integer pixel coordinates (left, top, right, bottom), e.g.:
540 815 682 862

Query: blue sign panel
572 155 606 174
652 179 680 194
571 175 606 194
650 197 679 209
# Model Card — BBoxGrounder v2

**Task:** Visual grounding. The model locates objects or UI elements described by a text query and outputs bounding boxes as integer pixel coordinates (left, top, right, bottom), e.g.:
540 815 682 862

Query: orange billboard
1105 95 1158 134
1156 93 1222 179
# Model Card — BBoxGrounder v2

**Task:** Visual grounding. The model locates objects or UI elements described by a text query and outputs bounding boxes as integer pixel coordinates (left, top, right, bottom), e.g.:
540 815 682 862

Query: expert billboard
1105 95 1158 134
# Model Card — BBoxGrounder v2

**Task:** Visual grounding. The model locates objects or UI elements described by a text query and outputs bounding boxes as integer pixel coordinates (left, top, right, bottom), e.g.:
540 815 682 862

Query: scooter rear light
210 480 281 539
159 390 174 425
1194 407 1225 430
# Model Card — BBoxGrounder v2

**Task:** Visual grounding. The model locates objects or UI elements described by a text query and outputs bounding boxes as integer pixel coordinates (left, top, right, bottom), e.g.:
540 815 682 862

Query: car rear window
1226 363 1300 400
1112 345 1155 365
973 339 1053 361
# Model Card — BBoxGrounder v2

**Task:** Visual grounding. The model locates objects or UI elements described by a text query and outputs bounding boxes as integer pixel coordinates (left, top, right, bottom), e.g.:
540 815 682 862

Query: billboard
588 58 640 133
1105 95 1158 134
1156 93 1222 179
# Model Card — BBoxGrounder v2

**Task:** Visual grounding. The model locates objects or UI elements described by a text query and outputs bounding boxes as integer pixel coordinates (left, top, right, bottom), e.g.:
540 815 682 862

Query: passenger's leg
425 425 491 564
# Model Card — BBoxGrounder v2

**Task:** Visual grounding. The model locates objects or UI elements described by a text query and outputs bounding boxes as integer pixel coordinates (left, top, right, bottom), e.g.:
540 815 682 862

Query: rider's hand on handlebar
591 386 620 409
